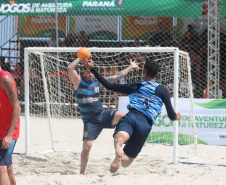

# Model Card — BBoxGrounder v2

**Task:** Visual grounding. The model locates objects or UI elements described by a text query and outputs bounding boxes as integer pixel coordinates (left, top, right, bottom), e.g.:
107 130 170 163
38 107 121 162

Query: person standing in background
0 62 20 185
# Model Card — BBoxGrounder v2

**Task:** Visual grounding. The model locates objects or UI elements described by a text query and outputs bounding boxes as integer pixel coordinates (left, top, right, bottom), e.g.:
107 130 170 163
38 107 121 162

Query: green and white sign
118 97 226 145
0 0 203 18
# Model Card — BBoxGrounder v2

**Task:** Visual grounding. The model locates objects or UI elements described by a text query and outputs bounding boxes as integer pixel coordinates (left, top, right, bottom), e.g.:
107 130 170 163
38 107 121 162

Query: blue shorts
0 140 17 167
83 110 117 140
114 111 153 158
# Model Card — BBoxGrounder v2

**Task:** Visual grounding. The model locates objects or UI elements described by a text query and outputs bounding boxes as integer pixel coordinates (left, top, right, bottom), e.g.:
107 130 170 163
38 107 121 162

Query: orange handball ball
77 47 91 61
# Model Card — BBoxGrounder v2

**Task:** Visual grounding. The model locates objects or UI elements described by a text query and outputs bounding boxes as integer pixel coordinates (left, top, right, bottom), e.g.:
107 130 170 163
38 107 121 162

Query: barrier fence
0 0 226 104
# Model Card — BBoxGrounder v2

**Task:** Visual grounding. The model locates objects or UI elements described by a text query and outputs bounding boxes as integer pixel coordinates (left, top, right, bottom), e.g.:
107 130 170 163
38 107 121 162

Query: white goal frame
24 47 197 164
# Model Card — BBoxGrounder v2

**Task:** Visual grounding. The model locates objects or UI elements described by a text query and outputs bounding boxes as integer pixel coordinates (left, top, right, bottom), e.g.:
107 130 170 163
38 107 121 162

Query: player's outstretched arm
0 75 20 149
83 60 140 94
156 85 182 121
105 59 139 83
67 58 81 90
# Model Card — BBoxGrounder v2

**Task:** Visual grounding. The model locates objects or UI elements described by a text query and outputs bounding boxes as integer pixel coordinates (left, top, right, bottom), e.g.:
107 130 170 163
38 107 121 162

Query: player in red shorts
0 62 20 185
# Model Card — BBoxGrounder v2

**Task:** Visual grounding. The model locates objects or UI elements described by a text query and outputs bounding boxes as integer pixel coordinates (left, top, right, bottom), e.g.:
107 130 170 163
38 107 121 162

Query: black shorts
83 110 117 140
114 111 153 158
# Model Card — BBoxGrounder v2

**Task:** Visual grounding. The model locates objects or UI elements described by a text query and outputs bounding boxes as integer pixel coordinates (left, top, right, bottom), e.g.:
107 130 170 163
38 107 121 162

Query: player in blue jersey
67 58 139 174
83 59 181 173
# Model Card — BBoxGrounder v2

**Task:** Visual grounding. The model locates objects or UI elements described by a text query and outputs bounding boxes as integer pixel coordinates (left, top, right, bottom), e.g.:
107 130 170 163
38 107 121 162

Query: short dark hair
0 57 5 67
144 60 159 78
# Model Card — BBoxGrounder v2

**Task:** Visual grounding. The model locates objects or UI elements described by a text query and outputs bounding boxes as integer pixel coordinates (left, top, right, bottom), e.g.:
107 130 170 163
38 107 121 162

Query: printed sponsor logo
83 131 88 137
82 1 115 7
194 99 226 109
0 3 31 13
220 135 226 139
0 3 72 14
155 114 226 129
83 97 87 103
118 0 123 6
94 86 99 93
86 97 99 102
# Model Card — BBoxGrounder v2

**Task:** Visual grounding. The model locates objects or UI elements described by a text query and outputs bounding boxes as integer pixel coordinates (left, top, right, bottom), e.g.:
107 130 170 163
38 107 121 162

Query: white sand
12 116 226 185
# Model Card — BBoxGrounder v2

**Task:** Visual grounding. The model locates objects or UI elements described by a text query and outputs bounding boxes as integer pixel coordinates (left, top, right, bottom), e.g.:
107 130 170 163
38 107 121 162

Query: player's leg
110 112 134 173
111 111 125 126
0 139 17 185
80 140 93 175
121 153 135 168
80 120 103 174
0 165 9 185
110 131 130 173
7 164 16 185
121 113 152 168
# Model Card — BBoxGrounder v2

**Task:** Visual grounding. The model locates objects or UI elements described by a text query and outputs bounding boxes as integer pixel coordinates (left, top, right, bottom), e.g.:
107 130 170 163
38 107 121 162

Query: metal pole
173 48 179 164
24 49 30 156
207 0 220 98
173 17 177 41
55 0 59 48
55 0 61 117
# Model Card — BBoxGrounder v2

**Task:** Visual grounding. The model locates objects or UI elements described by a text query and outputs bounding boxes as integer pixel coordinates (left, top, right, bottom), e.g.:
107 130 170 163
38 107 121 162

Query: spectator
12 63 24 98
149 21 172 47
19 63 38 101
46 32 59 47
179 26 203 80
12 63 23 83
46 66 70 102
78 31 91 47
134 39 140 47
199 29 208 63
62 33 77 47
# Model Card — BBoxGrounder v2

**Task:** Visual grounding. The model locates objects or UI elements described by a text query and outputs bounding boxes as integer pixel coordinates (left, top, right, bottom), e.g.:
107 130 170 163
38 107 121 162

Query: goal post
24 47 197 163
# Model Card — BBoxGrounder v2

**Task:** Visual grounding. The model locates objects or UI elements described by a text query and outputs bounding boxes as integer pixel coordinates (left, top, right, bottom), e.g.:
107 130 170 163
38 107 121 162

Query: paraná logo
118 0 123 5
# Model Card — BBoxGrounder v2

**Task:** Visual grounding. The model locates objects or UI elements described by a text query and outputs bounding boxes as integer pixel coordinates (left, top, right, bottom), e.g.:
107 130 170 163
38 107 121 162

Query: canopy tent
0 0 204 18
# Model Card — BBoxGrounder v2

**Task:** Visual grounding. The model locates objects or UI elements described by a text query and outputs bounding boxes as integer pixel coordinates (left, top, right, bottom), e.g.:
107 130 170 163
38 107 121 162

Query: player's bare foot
110 155 121 173
110 145 123 173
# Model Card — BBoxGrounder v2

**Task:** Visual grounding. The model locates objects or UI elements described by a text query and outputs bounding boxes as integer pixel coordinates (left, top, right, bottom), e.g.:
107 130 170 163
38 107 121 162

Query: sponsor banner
70 16 118 40
0 0 203 17
121 16 173 40
19 16 66 38
118 97 226 145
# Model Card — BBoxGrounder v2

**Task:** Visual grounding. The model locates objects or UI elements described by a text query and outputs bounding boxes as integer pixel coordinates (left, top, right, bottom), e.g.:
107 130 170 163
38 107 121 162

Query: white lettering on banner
134 18 158 26
31 17 55 24
0 3 72 14
220 135 226 139
0 3 31 13
83 1 115 7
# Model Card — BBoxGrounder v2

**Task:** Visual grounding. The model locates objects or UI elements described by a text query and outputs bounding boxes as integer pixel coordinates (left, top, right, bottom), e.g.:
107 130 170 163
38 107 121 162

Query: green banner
220 0 226 18
0 0 203 18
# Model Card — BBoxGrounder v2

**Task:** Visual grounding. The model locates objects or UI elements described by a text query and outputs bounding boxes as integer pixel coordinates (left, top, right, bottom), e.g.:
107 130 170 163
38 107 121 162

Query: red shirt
0 70 20 140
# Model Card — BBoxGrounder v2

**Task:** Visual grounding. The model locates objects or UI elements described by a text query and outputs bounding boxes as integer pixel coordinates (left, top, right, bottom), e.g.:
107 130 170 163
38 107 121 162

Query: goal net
23 47 197 163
